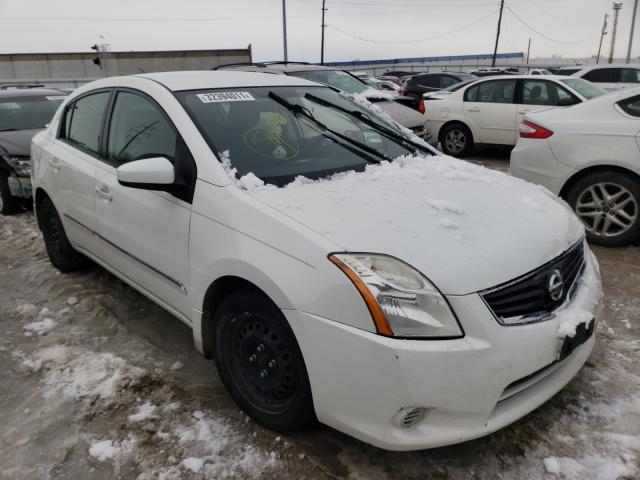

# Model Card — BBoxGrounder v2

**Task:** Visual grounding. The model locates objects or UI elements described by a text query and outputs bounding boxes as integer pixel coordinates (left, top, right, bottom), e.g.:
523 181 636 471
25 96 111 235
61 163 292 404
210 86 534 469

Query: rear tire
566 170 640 247
440 123 474 157
39 196 91 271
213 290 315 433
0 175 23 215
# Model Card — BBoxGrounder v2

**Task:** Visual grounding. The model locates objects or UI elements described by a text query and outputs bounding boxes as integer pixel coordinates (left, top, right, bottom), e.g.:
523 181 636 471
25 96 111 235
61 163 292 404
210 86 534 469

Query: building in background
0 47 252 89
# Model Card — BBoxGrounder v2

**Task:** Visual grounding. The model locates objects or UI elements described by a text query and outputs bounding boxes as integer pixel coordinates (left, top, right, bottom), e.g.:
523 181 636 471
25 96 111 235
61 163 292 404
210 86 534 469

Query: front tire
440 123 474 157
39 197 91 271
0 174 23 215
213 290 315 433
566 170 640 247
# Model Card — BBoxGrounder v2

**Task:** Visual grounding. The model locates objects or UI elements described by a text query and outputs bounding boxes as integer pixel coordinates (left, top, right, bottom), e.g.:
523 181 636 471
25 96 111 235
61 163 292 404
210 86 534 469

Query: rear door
47 90 112 253
516 79 580 127
462 79 517 145
619 68 640 90
93 89 196 321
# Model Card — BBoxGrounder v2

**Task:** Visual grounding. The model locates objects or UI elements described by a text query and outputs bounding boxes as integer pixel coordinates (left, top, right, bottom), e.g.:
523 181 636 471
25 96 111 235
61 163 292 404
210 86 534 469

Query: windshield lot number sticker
197 92 255 103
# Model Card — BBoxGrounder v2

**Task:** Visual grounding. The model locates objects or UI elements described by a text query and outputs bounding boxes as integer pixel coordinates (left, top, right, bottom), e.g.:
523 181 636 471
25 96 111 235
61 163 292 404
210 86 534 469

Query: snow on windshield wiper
267 91 389 164
304 93 434 156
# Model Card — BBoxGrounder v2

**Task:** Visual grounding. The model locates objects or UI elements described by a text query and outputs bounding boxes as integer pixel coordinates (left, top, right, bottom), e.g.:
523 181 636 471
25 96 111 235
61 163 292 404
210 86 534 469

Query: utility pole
492 0 505 67
627 0 639 62
320 0 327 65
597 13 609 63
282 0 288 62
609 3 623 64
526 37 532 64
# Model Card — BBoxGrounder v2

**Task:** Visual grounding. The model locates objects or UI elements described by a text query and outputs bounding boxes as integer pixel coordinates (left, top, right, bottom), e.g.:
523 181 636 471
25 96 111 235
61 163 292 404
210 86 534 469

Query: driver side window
107 91 177 165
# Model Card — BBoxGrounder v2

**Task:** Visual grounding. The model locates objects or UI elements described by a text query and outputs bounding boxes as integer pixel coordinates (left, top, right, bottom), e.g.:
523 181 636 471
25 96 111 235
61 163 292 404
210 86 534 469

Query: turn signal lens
520 120 553 139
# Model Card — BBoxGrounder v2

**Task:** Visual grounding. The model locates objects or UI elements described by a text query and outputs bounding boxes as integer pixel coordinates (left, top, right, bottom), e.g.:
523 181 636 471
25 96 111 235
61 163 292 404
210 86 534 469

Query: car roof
134 70 322 91
0 87 66 98
560 64 640 72
216 63 341 75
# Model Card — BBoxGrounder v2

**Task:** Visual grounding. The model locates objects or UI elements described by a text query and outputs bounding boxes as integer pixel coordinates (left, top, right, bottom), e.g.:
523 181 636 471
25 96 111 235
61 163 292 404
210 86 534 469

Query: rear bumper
8 175 32 199
286 251 602 451
510 139 576 195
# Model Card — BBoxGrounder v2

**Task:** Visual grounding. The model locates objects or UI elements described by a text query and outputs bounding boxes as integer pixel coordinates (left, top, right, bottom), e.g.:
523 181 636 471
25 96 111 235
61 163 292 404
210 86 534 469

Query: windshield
288 70 368 95
177 86 423 186
560 78 607 99
0 94 65 131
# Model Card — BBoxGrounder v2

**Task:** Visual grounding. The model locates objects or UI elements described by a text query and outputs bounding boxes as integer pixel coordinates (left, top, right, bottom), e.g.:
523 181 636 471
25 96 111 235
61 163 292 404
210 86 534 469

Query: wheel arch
198 273 290 359
559 164 640 200
438 119 474 145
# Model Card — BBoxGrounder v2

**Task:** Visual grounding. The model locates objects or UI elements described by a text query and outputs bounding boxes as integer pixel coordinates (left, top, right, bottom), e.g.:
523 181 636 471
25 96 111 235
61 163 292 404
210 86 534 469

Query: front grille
481 241 585 324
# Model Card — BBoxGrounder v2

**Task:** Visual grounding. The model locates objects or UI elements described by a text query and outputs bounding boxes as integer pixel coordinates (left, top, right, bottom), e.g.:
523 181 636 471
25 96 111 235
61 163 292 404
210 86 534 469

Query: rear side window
440 76 458 88
411 75 439 88
64 91 111 154
107 92 177 164
583 68 618 83
464 80 516 104
617 95 640 117
521 80 579 106
620 68 640 83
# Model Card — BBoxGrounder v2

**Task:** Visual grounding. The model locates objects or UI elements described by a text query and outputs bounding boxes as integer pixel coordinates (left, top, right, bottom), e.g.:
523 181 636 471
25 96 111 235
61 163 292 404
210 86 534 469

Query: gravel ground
0 156 638 479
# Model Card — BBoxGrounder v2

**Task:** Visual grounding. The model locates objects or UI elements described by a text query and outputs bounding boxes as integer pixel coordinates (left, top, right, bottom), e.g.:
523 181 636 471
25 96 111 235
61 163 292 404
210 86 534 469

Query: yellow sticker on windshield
243 112 299 160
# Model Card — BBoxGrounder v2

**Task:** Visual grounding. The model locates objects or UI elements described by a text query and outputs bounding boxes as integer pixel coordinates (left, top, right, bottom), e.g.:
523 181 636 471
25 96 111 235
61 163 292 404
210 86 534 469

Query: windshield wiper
304 93 434 155
0 128 18 132
268 91 390 164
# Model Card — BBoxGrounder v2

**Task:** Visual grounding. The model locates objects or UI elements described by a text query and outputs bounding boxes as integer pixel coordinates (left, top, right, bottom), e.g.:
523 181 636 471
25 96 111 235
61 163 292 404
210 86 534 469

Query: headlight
2 156 31 177
329 253 463 339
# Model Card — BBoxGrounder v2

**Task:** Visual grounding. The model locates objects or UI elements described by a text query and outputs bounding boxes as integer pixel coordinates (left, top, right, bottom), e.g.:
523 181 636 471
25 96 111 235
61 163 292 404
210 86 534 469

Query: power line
327 9 498 45
506 6 601 44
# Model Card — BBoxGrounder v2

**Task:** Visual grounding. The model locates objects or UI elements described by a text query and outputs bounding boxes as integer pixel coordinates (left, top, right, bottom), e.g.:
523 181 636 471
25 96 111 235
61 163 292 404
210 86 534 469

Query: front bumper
286 251 602 451
8 175 32 199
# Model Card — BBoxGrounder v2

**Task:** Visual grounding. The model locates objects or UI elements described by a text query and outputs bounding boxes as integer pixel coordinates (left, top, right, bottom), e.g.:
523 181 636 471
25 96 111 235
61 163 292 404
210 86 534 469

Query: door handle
467 106 481 112
96 185 113 202
518 109 531 114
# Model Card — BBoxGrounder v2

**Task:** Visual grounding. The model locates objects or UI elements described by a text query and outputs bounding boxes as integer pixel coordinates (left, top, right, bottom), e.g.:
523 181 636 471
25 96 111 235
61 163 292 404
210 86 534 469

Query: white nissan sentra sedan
31 71 603 451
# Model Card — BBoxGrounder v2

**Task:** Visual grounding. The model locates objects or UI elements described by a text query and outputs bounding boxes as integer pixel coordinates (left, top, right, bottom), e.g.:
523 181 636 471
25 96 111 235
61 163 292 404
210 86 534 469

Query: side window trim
57 88 114 160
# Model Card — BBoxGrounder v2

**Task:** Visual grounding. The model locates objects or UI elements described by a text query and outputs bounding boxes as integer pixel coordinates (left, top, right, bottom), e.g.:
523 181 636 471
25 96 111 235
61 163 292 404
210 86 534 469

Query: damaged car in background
0 87 66 214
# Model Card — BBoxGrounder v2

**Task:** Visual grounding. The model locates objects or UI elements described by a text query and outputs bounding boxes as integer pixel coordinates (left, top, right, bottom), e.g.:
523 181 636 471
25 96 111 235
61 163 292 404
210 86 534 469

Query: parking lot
1 153 638 480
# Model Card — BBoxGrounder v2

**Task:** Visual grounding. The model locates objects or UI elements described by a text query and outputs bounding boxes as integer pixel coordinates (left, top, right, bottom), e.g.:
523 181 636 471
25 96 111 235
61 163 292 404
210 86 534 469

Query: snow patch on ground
38 348 146 402
128 401 157 422
89 440 120 461
543 455 635 480
23 318 57 336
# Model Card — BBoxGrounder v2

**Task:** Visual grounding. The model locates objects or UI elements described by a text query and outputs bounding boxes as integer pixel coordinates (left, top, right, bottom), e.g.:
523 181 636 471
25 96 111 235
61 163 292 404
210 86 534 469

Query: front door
93 90 194 321
516 79 580 128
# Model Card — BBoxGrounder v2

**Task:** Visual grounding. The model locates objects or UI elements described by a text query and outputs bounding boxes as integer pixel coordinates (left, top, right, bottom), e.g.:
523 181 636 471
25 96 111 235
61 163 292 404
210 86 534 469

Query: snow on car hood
241 155 584 295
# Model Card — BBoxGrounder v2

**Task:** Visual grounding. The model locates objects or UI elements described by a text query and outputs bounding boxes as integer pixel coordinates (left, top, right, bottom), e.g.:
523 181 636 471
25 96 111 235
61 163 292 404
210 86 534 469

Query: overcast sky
0 0 637 63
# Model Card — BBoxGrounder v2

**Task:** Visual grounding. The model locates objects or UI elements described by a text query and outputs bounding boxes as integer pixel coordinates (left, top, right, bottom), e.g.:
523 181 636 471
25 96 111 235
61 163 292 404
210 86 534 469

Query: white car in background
529 69 553 76
512 88 640 247
423 75 606 156
556 64 640 92
31 71 602 451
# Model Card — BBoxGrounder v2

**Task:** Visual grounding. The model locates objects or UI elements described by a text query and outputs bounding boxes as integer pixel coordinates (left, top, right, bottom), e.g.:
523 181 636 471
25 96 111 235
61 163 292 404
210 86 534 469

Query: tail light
400 87 408 95
419 98 425 114
520 120 553 139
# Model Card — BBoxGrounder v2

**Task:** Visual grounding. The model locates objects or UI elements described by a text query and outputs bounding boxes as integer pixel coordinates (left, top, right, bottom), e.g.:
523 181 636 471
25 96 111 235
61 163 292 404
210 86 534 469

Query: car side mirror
116 156 175 190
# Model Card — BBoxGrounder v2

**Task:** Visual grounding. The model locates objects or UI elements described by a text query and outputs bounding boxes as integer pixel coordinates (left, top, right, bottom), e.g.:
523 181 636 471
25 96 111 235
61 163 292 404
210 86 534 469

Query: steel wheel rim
226 312 297 414
576 182 638 237
444 129 466 154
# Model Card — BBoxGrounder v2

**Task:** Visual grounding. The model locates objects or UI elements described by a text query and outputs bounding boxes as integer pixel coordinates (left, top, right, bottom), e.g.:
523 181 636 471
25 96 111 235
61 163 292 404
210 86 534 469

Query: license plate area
558 319 595 362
